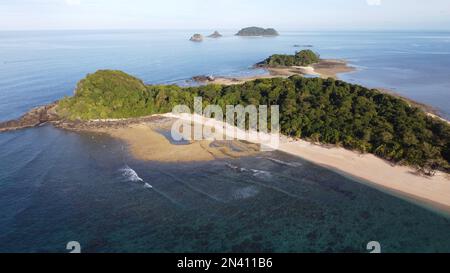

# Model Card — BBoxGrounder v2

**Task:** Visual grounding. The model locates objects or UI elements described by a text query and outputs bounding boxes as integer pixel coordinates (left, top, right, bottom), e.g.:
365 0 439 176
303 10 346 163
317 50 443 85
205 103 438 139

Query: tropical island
236 27 279 36
1 52 450 212
257 49 320 67
53 70 449 174
193 50 354 84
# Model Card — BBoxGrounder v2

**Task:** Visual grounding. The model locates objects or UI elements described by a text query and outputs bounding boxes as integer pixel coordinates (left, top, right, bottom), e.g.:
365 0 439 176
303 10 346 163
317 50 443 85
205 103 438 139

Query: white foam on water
250 169 272 178
226 163 271 177
225 163 239 170
144 183 153 189
263 157 303 167
225 163 248 173
120 165 144 182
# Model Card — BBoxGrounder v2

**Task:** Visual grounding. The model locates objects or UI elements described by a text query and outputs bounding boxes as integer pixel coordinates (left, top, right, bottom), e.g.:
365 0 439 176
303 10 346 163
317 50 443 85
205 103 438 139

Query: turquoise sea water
0 30 450 253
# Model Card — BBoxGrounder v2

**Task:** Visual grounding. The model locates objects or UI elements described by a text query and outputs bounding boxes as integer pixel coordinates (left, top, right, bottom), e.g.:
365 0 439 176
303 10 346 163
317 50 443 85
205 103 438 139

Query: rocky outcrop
192 75 216 82
189 34 204 42
53 115 166 132
208 31 223 38
0 103 59 132
236 27 279 36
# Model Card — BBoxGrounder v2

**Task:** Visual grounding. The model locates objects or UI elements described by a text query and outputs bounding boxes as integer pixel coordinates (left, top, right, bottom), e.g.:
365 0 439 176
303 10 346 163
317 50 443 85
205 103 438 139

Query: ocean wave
120 165 144 182
262 157 303 167
224 163 300 199
226 163 238 170
225 163 248 172
119 165 155 190
226 163 271 178
250 169 272 178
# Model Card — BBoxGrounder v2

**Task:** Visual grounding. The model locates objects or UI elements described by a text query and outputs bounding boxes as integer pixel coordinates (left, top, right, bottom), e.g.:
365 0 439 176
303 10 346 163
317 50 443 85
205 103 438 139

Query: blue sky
1 0 450 30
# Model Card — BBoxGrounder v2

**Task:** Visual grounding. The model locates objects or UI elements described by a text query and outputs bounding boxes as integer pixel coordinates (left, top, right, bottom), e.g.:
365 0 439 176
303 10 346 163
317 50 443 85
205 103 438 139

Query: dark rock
192 75 215 82
189 34 204 42
208 31 223 38
0 102 59 132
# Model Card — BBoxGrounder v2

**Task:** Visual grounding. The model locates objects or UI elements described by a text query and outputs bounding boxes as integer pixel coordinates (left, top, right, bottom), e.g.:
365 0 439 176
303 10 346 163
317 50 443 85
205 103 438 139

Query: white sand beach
196 59 355 85
158 113 450 214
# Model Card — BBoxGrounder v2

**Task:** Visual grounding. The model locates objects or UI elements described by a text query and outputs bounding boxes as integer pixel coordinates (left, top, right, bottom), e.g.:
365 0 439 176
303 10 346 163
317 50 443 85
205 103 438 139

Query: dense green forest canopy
57 70 450 174
258 50 320 67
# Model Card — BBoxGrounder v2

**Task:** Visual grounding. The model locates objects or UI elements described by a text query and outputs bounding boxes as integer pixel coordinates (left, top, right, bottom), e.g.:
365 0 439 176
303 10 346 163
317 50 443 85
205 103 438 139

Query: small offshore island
189 33 204 42
193 50 355 85
236 26 279 36
208 31 222 38
1 50 450 213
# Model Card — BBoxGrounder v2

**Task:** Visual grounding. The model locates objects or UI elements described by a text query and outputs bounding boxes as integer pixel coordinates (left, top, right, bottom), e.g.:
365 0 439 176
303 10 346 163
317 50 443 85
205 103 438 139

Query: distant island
293 44 313 48
189 34 203 42
236 27 279 36
190 53 354 88
208 31 222 38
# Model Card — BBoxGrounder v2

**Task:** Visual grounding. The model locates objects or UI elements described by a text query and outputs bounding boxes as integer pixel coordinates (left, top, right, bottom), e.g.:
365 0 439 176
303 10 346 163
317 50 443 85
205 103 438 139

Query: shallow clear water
0 30 450 253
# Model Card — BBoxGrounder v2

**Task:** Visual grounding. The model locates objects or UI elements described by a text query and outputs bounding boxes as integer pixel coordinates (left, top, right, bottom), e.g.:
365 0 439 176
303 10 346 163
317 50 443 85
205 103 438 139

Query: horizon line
1 28 450 32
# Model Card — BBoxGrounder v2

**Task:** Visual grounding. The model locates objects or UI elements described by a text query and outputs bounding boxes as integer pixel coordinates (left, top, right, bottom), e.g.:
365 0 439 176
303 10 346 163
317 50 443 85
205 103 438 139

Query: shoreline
161 113 450 215
279 138 450 216
53 116 262 163
62 112 450 215
2 104 449 215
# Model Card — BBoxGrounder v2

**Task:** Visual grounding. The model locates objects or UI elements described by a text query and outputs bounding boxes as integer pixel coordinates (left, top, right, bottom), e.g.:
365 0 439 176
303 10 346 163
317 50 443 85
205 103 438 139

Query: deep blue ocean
0 30 450 253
